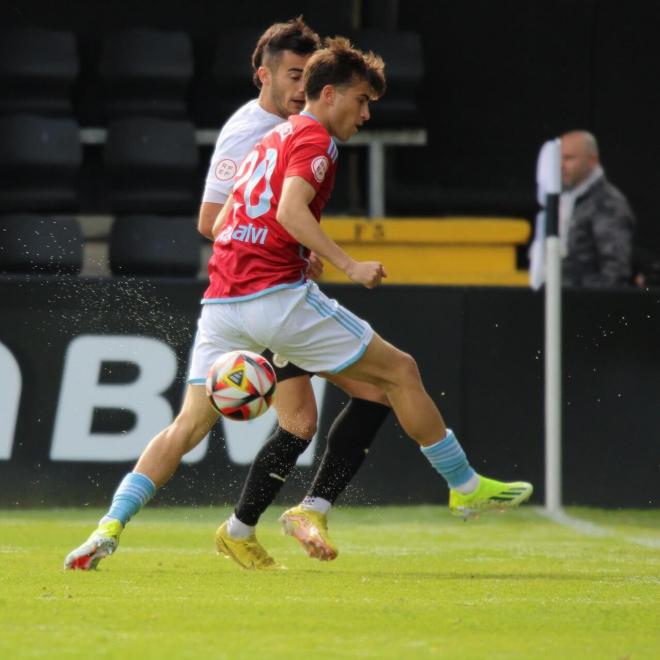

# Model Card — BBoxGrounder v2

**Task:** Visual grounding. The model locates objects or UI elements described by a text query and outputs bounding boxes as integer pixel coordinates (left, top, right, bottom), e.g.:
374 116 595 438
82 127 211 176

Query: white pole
543 139 562 514
545 234 562 512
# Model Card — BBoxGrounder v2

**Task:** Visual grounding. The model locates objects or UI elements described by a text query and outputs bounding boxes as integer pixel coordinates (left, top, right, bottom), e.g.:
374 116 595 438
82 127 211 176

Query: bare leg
332 333 446 447
64 384 219 570
135 384 219 487
272 374 318 440
280 336 533 562
324 372 390 406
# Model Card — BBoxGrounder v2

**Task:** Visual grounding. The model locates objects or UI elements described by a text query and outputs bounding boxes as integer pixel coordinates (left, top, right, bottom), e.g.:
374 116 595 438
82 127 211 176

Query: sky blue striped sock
103 472 156 526
420 429 476 488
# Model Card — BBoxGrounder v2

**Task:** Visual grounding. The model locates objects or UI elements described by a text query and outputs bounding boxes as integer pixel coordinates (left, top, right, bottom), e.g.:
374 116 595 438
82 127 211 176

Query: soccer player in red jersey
209 38 533 564
64 35 532 572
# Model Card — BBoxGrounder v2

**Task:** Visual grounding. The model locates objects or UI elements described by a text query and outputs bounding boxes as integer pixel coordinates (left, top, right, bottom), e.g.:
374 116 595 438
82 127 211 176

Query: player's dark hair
251 16 320 89
304 36 386 100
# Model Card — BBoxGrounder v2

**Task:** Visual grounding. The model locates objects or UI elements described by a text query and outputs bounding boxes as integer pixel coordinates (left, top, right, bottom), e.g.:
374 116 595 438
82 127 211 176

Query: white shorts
187 281 373 383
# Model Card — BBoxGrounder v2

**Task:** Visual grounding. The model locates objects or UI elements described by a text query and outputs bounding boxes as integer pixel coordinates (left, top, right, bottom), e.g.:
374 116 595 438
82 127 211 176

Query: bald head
561 130 600 190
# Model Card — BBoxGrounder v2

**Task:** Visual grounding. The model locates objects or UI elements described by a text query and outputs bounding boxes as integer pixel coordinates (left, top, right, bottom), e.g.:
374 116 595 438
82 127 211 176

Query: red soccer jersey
204 113 338 301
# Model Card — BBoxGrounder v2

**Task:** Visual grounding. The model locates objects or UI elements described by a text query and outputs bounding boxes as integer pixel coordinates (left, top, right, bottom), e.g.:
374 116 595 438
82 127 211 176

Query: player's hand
346 260 387 289
307 252 324 280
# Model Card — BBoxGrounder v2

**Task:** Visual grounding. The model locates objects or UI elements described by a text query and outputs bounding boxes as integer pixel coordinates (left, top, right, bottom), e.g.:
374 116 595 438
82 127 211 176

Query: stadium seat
347 30 424 128
104 117 199 213
0 115 82 212
0 215 83 274
99 28 194 120
0 27 79 117
197 28 262 125
109 215 200 276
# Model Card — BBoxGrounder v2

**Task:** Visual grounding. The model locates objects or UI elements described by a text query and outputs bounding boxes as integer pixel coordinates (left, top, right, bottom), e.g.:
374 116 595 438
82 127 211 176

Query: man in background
560 130 635 287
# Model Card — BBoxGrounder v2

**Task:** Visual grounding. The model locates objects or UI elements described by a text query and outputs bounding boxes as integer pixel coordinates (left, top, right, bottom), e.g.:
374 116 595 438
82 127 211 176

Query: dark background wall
2 0 658 248
0 277 658 508
394 0 660 254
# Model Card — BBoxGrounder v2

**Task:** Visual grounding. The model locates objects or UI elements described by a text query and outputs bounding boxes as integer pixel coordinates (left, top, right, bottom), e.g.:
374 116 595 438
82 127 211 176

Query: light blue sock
101 472 156 526
420 429 476 489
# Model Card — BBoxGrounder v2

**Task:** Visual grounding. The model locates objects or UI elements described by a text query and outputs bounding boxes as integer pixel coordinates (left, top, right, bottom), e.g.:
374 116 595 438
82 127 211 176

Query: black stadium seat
348 30 424 128
104 117 199 213
109 215 200 276
0 115 82 212
207 28 262 122
0 215 83 274
99 28 194 120
0 27 79 117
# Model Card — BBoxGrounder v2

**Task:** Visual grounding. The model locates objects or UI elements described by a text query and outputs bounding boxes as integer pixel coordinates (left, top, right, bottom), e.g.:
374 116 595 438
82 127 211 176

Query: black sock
234 426 309 526
308 398 390 504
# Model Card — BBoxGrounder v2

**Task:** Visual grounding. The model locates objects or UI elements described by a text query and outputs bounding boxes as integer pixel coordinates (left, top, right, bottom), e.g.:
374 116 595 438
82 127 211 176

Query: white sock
300 496 332 514
227 513 255 539
453 473 480 494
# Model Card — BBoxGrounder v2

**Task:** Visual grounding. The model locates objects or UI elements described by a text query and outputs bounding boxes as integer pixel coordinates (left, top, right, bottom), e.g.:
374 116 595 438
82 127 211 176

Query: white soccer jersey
201 99 284 204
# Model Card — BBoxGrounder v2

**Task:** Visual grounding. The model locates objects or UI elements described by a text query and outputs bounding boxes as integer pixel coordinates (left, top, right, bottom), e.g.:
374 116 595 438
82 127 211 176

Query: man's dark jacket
563 177 635 287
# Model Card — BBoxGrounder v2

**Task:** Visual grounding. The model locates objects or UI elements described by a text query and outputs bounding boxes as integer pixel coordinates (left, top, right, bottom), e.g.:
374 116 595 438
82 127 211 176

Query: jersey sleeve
202 130 258 204
284 135 333 192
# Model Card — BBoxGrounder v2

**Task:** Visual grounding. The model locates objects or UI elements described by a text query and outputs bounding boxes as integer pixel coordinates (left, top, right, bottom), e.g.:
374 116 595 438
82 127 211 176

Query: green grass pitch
1 506 659 659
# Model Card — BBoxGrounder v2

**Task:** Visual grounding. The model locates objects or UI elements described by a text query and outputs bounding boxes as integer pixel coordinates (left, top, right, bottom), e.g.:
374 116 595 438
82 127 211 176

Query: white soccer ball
206 350 276 420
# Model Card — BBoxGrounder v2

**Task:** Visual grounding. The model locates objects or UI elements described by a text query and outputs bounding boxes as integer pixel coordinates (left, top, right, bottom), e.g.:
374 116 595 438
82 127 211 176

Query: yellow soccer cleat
279 506 338 561
64 519 124 570
214 521 282 570
449 476 533 520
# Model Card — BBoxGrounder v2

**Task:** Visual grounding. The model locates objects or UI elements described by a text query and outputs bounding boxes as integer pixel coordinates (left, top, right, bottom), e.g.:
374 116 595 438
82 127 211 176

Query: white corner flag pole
542 139 563 514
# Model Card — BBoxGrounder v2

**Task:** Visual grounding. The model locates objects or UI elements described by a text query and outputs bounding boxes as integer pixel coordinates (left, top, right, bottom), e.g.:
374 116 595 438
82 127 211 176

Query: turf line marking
627 536 660 549
538 509 612 537
536 508 660 549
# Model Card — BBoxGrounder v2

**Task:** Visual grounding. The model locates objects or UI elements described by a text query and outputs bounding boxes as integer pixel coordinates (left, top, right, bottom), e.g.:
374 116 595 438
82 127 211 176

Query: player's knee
275 401 318 439
273 382 318 439
277 412 317 440
389 351 421 387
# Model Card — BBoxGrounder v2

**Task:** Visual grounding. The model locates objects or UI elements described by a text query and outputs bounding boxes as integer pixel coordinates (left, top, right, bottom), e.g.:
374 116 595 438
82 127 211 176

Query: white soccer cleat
63 519 123 570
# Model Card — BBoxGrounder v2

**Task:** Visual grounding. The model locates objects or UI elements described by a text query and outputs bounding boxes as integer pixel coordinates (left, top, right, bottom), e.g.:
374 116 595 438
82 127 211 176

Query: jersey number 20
234 148 278 219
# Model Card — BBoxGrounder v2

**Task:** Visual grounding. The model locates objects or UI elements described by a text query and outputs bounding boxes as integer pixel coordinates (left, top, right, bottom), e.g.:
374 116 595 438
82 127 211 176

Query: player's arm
199 132 241 239
198 202 224 240
277 176 386 288
211 194 234 240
